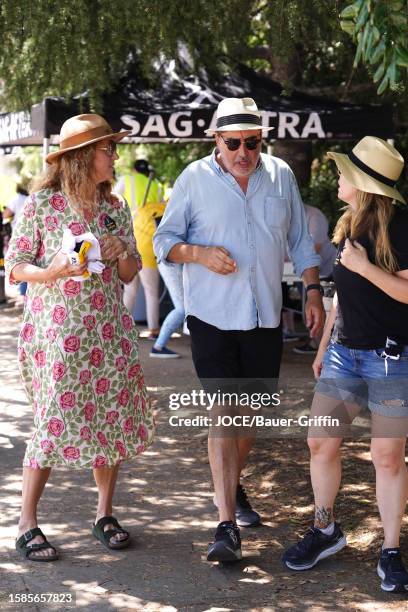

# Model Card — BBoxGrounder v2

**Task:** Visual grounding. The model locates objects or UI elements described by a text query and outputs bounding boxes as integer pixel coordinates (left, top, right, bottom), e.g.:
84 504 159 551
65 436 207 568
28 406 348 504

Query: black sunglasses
219 134 262 151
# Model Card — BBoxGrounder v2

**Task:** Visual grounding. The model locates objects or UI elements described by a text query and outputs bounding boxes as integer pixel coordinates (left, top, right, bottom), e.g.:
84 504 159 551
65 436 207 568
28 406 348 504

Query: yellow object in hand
75 240 92 278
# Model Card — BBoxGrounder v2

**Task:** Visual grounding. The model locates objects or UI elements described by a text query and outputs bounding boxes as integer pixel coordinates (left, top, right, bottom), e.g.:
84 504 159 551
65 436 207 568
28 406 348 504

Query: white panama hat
205 97 274 135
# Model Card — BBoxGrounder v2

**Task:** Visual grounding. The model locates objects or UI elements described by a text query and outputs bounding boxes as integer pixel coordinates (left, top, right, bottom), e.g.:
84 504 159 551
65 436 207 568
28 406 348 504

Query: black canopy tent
0 62 394 155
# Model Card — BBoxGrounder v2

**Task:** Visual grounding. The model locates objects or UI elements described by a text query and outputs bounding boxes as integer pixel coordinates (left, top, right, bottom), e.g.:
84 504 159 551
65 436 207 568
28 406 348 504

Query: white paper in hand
61 228 105 281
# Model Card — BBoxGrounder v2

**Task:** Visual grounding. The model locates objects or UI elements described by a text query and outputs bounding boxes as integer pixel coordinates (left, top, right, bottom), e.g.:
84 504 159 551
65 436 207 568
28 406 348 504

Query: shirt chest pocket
264 196 289 229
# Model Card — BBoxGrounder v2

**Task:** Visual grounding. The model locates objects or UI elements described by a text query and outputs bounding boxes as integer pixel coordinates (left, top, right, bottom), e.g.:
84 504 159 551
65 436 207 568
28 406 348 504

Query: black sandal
15 527 58 562
92 516 130 551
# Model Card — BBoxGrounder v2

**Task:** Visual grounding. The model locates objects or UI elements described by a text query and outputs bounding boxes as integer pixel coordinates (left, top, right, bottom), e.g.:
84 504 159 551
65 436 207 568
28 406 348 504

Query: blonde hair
333 191 398 273
32 144 112 216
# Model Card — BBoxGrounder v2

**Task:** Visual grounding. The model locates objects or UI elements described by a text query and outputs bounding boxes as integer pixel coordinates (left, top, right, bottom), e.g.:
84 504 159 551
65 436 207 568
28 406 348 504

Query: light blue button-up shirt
153 151 320 331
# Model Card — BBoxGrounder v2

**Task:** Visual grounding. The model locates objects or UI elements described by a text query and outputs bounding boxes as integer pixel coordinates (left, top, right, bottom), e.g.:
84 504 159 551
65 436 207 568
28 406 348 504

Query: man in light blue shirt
154 97 324 562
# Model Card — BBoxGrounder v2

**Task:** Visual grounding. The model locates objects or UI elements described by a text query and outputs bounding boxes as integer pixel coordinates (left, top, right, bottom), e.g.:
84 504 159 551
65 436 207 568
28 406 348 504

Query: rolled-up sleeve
286 171 320 276
153 177 191 266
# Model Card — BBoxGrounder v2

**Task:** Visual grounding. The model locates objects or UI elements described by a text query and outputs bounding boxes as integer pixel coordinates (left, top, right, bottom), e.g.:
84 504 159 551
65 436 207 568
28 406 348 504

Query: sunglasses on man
219 134 262 151
96 141 117 157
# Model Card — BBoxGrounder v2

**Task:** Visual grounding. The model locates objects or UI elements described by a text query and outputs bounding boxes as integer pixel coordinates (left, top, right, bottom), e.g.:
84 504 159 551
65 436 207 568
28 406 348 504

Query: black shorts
187 316 282 380
187 316 282 434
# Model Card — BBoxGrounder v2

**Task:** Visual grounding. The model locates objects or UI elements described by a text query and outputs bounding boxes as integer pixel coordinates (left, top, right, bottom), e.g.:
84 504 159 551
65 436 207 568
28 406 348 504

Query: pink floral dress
6 189 154 469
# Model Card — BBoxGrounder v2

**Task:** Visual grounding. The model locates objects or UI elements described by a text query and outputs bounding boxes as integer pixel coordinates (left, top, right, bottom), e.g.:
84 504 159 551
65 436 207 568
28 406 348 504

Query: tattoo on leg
314 506 333 529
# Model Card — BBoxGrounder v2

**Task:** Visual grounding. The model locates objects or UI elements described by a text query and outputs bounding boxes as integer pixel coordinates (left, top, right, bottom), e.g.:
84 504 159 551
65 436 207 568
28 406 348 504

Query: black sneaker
377 547 408 592
236 484 261 528
293 343 317 355
282 523 347 570
207 521 242 562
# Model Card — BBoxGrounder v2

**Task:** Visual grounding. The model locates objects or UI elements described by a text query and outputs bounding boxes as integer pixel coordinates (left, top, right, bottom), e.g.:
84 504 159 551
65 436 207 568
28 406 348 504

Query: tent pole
42 137 50 170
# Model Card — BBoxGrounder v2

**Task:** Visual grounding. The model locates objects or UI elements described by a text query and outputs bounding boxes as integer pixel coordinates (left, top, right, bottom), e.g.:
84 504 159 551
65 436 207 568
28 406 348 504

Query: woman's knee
307 437 341 461
371 442 406 473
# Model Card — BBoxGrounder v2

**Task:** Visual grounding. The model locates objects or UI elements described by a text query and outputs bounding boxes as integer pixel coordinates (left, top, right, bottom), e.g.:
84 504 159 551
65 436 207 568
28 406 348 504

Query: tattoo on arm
314 506 333 529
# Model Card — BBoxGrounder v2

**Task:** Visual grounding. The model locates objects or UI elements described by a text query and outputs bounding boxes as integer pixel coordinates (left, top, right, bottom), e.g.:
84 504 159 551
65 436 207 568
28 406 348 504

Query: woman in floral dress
6 114 154 561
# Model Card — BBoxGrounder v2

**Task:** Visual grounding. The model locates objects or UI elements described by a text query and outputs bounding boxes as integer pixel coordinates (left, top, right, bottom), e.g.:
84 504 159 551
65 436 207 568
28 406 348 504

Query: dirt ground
0 297 407 611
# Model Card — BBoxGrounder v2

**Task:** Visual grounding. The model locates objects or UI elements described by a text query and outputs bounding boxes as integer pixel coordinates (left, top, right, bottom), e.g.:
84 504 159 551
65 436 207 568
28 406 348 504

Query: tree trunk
273 141 312 188
268 50 312 188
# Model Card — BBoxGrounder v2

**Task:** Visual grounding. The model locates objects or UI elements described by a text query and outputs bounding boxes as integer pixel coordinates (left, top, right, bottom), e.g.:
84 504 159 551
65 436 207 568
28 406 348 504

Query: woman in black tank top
282 136 408 593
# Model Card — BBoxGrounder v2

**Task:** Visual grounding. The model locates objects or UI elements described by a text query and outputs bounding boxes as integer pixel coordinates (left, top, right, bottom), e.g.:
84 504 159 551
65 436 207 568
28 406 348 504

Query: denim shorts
315 341 408 417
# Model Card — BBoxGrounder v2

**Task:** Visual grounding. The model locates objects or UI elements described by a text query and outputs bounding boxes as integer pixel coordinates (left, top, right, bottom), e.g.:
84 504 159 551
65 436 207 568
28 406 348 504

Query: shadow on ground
0 306 407 610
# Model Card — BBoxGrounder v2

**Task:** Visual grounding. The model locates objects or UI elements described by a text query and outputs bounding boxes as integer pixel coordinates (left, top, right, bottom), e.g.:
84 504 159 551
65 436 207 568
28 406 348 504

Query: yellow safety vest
123 173 165 269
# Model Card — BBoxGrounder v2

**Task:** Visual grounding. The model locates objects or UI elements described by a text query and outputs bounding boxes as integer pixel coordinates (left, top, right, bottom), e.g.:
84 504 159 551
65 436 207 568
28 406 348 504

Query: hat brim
204 124 274 136
46 129 132 164
327 151 406 205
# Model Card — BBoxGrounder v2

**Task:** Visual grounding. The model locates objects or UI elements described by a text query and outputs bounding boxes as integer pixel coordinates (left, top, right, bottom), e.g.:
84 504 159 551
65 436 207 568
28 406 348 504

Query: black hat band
348 151 396 188
216 114 262 128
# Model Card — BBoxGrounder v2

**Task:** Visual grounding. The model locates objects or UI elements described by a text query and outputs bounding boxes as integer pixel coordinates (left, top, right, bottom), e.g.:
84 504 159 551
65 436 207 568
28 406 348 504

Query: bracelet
305 283 324 296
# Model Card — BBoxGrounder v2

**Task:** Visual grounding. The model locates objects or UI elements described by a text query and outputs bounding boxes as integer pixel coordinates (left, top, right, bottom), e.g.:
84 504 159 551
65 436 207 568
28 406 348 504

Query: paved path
0 299 406 610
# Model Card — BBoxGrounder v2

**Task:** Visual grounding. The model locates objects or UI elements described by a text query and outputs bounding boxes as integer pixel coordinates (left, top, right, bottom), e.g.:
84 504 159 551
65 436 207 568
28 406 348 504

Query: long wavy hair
32 143 112 217
332 190 398 273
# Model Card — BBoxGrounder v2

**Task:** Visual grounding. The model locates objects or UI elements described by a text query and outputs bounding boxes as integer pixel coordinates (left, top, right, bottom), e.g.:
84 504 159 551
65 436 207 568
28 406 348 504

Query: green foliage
114 142 212 184
249 1 353 84
0 0 253 111
0 0 405 110
340 0 408 94
300 153 340 232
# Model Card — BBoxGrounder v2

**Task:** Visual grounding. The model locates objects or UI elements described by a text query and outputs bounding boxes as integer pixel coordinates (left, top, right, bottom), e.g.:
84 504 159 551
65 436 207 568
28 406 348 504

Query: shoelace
237 485 252 510
296 528 321 553
216 524 238 546
225 527 238 546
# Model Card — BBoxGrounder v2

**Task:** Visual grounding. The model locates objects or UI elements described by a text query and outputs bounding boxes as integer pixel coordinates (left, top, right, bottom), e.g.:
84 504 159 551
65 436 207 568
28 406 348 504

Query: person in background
115 160 164 339
293 204 336 354
150 182 185 358
3 177 30 230
3 177 30 298
150 261 184 358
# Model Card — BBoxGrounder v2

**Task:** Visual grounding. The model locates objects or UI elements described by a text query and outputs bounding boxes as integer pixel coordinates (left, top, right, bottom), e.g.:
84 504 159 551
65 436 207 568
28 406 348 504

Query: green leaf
377 73 389 95
362 26 372 62
373 61 386 83
390 13 407 28
370 40 386 64
340 5 358 19
356 3 369 30
387 62 397 87
354 34 364 67
396 46 408 67
340 20 356 35
371 25 380 43
387 0 404 9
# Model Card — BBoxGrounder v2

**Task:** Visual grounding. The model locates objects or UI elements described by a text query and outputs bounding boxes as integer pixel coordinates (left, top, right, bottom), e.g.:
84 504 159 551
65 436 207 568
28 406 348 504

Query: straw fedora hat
327 136 405 204
46 114 132 164
205 97 274 135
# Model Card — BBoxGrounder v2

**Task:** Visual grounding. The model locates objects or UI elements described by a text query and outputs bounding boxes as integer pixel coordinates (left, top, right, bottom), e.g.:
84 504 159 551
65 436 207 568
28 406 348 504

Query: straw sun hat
46 114 132 164
204 97 274 135
327 136 405 204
